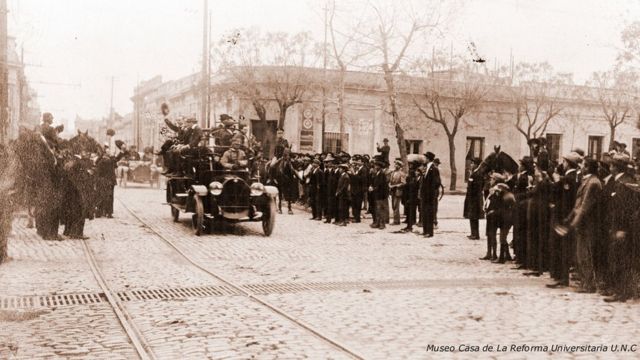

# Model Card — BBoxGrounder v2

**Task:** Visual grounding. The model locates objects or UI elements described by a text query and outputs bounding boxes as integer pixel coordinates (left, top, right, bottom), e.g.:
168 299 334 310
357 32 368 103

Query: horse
10 127 63 239
9 128 103 240
267 150 300 214
476 146 519 176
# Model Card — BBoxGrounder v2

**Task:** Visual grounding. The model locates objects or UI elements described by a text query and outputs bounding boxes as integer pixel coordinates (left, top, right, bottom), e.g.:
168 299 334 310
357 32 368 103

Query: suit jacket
326 169 338 199
419 163 441 204
463 169 484 219
309 167 323 193
350 166 367 196
370 169 388 200
567 174 602 229
556 169 578 219
184 125 203 148
336 171 351 198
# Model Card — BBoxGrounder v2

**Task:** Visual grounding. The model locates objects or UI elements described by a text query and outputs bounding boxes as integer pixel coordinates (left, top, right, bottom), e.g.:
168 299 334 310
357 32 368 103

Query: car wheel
262 197 276 236
192 195 205 236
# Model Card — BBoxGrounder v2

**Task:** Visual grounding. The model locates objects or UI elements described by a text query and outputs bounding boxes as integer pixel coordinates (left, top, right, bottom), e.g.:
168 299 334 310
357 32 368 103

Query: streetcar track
80 239 156 360
116 196 366 360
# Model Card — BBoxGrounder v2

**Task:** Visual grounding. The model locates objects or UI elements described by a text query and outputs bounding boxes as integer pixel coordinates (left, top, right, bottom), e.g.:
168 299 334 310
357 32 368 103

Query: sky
6 0 640 127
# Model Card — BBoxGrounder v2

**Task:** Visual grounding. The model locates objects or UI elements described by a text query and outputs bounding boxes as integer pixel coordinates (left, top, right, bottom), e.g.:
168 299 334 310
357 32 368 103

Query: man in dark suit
369 159 388 229
604 155 638 302
463 157 484 240
561 158 602 293
401 161 419 232
95 150 117 218
336 164 351 226
420 152 441 237
513 156 533 268
164 117 203 176
308 159 323 220
324 155 338 224
350 156 367 223
548 152 580 288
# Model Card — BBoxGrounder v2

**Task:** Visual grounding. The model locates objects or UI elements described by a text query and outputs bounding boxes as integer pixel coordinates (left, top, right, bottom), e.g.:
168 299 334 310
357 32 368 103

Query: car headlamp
209 181 223 195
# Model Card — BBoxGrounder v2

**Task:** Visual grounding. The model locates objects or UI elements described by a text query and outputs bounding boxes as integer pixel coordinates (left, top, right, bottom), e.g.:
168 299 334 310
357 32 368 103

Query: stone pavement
0 185 638 359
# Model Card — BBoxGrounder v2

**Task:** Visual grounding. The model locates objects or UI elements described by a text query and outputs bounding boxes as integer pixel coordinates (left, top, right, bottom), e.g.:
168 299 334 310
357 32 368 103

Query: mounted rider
269 128 289 170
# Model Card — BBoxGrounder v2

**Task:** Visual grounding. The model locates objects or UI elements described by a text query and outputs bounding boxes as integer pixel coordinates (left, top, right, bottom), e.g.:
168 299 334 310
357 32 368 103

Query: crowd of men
464 138 640 302
262 133 639 303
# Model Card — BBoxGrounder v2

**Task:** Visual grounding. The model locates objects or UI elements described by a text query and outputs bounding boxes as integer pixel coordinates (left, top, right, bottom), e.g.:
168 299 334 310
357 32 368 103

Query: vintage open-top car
165 148 278 236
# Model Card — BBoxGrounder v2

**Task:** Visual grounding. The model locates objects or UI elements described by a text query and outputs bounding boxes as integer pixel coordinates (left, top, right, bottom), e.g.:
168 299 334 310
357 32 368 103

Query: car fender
264 185 279 197
191 185 208 196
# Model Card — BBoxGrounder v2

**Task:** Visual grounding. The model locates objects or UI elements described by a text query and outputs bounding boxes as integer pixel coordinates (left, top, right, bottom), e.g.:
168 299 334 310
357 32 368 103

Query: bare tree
509 62 569 153
326 0 375 152
589 69 637 149
215 29 322 154
411 54 490 190
350 0 451 169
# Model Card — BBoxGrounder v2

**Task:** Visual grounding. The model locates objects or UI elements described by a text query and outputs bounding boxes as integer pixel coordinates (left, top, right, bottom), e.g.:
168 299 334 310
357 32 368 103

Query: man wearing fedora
350 155 368 223
324 154 338 224
389 159 406 225
548 151 581 288
513 156 534 267
463 157 484 240
420 152 441 238
335 163 351 226
369 157 389 229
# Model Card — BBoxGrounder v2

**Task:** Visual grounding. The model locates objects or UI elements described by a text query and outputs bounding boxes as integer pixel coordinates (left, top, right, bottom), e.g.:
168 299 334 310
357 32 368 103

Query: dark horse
267 150 300 214
476 146 519 179
10 128 102 240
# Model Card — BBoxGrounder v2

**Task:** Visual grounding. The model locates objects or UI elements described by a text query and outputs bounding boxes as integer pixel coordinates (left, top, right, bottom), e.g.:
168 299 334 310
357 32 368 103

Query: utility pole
207 10 212 129
321 1 328 152
109 76 114 125
200 0 209 128
0 0 8 144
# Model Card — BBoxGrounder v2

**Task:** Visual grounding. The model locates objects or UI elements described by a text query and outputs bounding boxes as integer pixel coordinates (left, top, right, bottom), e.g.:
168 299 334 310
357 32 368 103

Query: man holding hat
164 117 203 176
419 152 441 237
376 138 390 166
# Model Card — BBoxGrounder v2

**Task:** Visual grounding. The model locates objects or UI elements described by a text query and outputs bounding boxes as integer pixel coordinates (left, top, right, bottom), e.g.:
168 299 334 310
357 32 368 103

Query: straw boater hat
562 152 582 167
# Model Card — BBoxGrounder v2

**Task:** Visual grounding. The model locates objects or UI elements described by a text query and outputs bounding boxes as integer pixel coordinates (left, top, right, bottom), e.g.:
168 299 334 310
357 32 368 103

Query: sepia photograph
1 0 640 358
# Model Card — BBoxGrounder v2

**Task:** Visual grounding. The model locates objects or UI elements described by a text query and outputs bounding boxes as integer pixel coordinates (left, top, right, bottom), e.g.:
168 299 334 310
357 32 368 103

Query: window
323 132 349 154
587 136 603 160
405 140 423 154
464 137 484 182
546 133 562 162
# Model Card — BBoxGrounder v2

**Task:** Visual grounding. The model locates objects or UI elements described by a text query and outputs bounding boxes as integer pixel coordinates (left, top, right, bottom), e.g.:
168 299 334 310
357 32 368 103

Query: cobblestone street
1 186 639 359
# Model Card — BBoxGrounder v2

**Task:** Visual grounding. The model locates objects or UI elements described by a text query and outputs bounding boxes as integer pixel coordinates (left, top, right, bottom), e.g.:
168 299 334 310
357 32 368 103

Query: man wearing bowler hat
420 151 441 237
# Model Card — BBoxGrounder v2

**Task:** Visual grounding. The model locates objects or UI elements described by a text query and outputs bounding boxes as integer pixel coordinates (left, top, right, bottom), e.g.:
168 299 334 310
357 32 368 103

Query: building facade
5 37 39 140
131 67 640 189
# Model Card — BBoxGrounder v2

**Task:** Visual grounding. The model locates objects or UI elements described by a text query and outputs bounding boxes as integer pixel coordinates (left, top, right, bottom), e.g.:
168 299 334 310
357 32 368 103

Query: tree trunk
278 105 287 130
447 135 457 191
609 124 616 151
383 71 408 172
